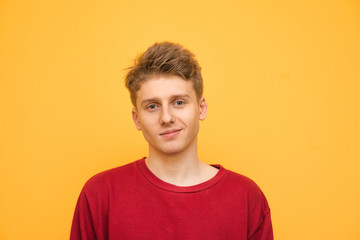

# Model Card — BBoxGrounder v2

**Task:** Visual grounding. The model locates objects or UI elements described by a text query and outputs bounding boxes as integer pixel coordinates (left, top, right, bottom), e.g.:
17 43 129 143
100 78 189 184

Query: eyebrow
140 94 191 106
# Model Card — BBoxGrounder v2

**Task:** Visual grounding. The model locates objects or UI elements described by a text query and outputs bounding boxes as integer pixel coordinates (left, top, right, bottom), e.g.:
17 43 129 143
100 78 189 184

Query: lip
160 129 182 138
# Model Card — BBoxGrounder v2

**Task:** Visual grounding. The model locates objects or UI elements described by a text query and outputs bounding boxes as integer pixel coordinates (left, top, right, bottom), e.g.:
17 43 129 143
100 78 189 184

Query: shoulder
224 169 271 222
82 160 139 194
223 169 262 192
212 167 273 238
222 169 270 208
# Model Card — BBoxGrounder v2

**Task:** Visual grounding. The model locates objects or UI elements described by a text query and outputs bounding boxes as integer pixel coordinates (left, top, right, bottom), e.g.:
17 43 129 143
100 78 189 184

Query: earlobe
132 108 142 130
199 97 207 121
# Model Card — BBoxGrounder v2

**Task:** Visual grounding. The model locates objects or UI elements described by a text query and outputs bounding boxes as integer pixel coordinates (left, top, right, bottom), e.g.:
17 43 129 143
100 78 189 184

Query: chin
157 144 185 155
161 148 183 155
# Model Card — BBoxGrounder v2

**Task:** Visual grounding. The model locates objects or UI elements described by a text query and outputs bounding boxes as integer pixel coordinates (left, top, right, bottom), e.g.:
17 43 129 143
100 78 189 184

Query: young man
70 42 273 240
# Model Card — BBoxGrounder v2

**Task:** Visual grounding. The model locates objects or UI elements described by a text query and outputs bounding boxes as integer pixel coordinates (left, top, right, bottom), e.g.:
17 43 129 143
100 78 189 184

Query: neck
146 142 218 186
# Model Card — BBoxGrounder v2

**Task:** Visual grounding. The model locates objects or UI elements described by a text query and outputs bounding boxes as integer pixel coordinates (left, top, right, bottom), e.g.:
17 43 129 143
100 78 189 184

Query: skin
132 75 218 186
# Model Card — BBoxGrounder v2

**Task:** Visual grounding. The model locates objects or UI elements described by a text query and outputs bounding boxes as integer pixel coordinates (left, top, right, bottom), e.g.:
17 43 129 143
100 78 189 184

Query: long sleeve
70 173 110 240
248 209 273 240
245 179 273 240
70 190 98 240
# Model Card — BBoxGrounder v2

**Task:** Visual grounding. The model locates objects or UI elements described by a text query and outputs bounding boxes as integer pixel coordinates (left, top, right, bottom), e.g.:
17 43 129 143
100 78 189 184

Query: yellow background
1 0 359 239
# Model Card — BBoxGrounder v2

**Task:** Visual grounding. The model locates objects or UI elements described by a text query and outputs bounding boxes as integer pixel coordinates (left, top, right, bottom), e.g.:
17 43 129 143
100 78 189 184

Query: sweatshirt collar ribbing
136 157 227 193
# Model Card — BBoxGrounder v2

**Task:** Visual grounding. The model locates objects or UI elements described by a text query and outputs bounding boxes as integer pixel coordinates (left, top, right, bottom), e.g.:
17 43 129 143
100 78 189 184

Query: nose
160 106 175 125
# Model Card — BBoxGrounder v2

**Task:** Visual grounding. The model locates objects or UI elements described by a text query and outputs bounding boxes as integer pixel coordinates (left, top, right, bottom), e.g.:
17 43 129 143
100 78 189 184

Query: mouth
160 129 182 138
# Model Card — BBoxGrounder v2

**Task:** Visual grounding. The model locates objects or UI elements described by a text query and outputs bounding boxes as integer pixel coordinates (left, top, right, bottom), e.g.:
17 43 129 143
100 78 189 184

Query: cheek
182 110 200 127
140 123 156 142
140 114 159 130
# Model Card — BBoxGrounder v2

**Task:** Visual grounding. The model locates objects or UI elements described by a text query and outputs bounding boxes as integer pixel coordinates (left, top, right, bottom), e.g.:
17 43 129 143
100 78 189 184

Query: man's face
132 75 207 156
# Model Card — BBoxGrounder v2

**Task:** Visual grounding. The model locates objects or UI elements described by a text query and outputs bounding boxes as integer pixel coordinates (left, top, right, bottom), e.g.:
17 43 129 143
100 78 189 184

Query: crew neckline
136 157 227 193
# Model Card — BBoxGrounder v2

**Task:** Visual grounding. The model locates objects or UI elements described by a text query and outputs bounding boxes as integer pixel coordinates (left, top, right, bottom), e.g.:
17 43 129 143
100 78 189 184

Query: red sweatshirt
70 158 273 239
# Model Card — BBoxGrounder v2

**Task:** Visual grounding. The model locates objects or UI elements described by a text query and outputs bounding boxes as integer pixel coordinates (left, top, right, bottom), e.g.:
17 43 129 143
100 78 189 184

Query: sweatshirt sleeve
246 179 274 240
70 190 97 240
70 174 110 240
248 209 273 240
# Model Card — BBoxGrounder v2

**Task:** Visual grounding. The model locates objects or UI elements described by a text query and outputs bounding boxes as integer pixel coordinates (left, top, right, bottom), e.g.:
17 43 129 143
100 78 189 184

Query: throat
145 156 219 186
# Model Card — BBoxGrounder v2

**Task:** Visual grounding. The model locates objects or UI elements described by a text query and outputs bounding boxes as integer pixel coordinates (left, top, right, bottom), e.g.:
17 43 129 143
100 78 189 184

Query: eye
174 100 184 106
146 104 158 111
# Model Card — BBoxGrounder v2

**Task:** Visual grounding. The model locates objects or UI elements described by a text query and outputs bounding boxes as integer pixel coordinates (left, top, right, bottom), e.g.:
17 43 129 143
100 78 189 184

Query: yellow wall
1 0 359 239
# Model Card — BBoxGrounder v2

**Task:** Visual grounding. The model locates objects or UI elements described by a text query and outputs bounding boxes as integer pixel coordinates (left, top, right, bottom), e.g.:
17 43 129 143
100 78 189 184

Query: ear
199 96 207 121
132 108 142 130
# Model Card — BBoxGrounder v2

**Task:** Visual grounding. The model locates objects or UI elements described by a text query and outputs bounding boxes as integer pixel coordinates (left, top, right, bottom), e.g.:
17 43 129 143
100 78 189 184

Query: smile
159 129 182 138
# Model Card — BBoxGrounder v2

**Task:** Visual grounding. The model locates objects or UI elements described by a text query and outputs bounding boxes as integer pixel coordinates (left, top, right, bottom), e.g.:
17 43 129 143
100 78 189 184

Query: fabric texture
70 158 273 240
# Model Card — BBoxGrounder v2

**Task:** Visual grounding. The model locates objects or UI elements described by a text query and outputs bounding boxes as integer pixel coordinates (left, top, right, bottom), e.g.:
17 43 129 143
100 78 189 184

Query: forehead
136 75 196 101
